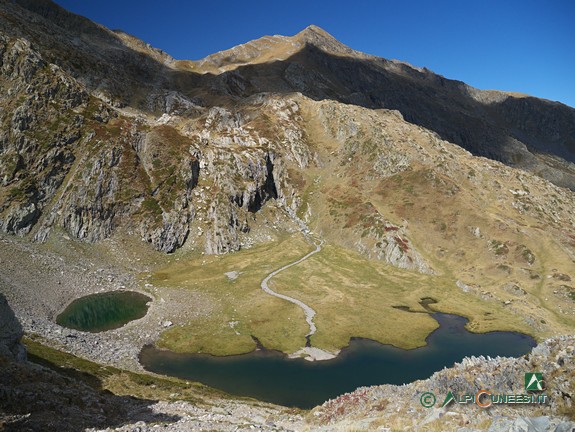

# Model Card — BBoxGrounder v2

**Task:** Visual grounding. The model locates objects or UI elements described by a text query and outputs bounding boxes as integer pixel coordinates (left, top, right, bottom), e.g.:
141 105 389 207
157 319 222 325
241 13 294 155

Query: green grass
23 336 227 403
271 243 533 351
7 185 27 201
272 243 440 351
141 196 163 215
152 234 312 355
150 233 533 357
6 177 37 202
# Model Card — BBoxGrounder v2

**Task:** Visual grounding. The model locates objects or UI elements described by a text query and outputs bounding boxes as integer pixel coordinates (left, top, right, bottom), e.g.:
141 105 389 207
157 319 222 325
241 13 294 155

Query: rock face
0 0 574 276
1 3 574 430
0 294 26 361
185 26 575 190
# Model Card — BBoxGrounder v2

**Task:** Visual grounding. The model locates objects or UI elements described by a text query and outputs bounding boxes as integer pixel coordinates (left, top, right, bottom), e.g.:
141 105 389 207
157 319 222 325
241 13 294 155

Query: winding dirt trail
260 240 322 339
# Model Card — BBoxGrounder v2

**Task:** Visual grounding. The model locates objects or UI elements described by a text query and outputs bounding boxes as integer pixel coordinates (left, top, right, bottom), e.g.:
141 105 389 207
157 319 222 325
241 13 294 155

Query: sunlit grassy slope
148 233 545 356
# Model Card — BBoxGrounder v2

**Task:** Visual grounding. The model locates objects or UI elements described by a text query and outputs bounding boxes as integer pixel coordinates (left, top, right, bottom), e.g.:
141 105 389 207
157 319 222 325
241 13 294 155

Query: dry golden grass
23 337 226 403
149 231 553 357
151 234 312 355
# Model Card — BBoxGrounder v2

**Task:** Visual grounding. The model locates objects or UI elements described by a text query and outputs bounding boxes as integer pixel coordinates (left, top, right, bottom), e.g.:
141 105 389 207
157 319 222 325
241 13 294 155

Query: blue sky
53 0 575 108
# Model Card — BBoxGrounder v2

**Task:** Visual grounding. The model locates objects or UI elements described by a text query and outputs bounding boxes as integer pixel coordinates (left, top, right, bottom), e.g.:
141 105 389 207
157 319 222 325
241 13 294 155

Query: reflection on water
57 291 151 332
140 313 536 408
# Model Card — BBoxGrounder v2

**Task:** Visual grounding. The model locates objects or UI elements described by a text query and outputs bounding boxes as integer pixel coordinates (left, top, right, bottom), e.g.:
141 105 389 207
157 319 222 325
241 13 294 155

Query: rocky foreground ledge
309 336 575 431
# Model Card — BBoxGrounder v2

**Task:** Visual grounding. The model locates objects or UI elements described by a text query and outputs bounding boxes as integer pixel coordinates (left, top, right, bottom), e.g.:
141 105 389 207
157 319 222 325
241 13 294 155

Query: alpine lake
56 291 151 332
139 312 535 409
56 292 535 409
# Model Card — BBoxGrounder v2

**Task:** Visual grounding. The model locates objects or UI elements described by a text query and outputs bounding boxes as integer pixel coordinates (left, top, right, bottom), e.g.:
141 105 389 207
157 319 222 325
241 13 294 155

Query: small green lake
140 313 536 409
56 291 151 332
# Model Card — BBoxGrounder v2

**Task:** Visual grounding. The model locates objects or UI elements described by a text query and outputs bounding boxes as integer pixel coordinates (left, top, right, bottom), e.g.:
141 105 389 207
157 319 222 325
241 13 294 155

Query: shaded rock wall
0 294 26 361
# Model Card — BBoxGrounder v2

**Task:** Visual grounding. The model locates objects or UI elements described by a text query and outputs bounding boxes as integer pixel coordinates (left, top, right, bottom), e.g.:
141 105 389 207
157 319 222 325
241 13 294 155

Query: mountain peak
294 25 355 56
187 25 360 74
297 25 332 38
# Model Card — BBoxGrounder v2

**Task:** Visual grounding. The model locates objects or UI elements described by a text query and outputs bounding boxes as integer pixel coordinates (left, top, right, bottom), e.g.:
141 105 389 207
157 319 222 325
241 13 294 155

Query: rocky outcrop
192 26 575 191
310 336 575 431
0 0 575 278
2 1 575 191
0 294 26 361
0 202 41 236
0 32 87 237
0 343 184 431
0 20 310 255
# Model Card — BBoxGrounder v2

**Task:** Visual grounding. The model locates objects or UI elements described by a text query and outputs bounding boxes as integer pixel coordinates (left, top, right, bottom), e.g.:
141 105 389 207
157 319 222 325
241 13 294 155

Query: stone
508 416 550 432
488 418 514 432
554 421 575 432
224 271 240 281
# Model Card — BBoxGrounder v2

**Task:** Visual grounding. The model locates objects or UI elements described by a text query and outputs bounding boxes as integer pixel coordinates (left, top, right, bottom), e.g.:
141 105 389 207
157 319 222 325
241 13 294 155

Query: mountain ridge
180 24 362 75
0 0 573 312
1 0 575 258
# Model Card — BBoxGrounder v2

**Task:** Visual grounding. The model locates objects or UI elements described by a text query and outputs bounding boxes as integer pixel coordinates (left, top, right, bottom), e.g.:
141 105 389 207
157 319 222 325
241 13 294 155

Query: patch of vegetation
0 153 22 180
296 184 316 219
8 185 27 201
153 235 312 355
141 197 162 215
23 337 226 403
496 264 512 274
553 273 572 282
7 177 37 202
529 271 541 280
490 240 509 256
151 233 533 357
521 247 536 265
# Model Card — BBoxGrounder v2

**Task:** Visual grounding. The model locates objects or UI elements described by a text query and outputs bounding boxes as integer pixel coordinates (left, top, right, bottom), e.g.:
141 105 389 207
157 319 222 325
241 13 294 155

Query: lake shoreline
139 311 537 363
56 290 152 333
139 312 537 408
0 232 538 384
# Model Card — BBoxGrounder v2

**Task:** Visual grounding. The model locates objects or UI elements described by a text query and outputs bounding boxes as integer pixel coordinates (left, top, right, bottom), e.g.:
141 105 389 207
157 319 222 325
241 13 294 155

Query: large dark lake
139 313 536 409
57 291 151 332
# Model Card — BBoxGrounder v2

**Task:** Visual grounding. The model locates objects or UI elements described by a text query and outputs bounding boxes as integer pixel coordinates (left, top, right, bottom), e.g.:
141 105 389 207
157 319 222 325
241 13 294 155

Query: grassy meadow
147 233 540 357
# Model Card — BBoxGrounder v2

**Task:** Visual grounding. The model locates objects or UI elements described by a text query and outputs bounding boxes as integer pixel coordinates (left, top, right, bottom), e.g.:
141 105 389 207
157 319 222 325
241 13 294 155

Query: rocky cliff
0 3 575 429
0 0 574 277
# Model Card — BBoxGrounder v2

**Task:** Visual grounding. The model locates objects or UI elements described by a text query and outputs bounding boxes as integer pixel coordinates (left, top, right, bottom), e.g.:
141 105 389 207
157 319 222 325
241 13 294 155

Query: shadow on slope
210 43 575 188
0 294 180 432
5 0 575 189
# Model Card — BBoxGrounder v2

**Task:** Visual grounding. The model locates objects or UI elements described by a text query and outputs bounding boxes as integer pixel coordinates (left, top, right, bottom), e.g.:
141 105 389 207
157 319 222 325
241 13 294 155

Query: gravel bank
0 233 212 371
